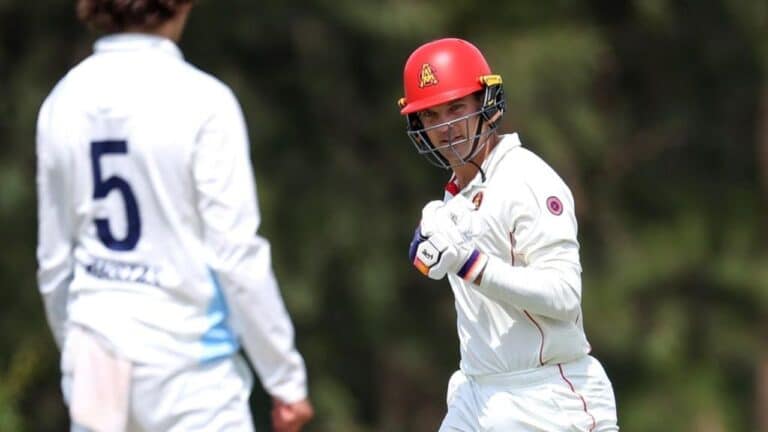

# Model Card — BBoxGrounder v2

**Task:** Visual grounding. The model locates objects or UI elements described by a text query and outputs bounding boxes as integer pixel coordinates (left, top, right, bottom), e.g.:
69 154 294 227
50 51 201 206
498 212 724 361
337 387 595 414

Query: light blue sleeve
192 86 308 403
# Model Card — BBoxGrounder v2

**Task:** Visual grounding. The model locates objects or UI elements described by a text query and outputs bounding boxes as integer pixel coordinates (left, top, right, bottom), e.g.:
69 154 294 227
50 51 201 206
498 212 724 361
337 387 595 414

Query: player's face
417 95 483 165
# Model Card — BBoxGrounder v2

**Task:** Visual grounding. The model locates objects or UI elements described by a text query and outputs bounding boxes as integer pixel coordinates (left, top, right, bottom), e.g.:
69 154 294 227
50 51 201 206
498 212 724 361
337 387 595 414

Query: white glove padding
420 196 484 247
412 231 488 282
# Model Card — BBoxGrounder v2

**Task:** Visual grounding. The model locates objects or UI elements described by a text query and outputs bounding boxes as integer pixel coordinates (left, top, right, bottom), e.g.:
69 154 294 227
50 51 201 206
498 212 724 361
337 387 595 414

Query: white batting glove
439 194 481 240
420 197 473 243
409 198 488 281
411 231 488 281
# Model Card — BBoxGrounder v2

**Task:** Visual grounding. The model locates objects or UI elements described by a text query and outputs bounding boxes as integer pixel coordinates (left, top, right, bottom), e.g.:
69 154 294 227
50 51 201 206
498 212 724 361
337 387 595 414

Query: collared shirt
444 133 591 375
36 33 307 402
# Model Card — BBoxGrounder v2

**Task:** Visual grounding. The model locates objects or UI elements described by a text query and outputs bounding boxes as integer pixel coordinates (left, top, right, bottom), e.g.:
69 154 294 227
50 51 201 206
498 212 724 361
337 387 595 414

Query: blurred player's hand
272 398 314 432
409 198 488 282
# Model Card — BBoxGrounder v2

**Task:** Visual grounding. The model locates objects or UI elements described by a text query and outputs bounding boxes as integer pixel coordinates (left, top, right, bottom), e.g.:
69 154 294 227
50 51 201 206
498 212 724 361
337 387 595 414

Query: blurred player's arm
35 95 74 349
193 87 308 405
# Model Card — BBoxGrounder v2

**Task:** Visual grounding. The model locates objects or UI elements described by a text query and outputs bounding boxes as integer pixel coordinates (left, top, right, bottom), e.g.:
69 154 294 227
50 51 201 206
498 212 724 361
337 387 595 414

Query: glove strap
456 250 488 282
413 258 430 276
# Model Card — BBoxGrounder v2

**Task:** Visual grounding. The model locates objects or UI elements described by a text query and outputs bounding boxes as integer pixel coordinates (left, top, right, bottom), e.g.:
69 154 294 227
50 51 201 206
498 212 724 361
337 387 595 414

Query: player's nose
435 118 455 136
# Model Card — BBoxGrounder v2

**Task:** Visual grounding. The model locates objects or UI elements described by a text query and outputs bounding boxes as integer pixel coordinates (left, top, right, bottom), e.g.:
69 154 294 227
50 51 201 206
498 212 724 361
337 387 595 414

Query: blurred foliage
1 0 767 431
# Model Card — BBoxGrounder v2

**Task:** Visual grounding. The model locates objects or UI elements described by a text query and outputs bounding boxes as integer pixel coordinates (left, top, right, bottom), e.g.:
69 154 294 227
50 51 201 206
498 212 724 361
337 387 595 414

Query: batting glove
408 200 461 268
410 231 488 281
425 196 485 240
409 199 488 282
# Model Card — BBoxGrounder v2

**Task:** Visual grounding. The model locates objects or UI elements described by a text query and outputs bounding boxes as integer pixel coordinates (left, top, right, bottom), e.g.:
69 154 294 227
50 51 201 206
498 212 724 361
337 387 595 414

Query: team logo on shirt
472 191 484 209
546 196 563 215
418 64 439 88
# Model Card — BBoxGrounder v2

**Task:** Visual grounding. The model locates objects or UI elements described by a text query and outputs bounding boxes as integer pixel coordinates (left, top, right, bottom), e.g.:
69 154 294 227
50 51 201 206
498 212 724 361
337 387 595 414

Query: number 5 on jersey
91 140 142 251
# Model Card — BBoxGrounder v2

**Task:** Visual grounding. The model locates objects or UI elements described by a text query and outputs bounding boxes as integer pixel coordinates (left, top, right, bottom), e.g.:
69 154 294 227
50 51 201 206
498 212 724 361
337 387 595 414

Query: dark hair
76 0 192 33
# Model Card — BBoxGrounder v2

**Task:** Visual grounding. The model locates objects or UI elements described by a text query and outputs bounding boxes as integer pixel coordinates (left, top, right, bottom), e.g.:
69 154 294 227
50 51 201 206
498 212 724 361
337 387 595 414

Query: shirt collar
94 33 183 59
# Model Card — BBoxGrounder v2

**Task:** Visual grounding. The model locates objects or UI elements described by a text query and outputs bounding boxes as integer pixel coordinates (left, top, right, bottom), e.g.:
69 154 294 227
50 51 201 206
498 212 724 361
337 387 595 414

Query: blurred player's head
76 0 194 40
398 38 505 170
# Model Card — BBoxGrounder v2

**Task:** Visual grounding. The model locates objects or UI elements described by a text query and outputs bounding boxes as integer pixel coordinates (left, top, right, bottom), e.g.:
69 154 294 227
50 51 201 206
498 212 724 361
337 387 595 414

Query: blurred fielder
400 38 619 431
36 1 313 430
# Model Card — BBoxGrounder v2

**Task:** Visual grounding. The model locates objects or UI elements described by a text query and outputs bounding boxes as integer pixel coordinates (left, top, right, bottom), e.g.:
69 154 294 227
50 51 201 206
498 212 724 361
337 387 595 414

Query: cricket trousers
439 355 619 432
61 325 255 432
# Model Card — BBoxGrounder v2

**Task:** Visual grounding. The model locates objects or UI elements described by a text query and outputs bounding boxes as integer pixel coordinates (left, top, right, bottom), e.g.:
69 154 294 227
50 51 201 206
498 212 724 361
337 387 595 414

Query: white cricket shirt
36 34 307 402
444 133 591 376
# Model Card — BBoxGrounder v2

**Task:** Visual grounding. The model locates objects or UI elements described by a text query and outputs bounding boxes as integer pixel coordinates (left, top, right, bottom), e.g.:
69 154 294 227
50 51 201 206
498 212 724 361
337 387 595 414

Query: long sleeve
36 96 74 349
192 88 307 403
476 256 581 321
473 179 582 322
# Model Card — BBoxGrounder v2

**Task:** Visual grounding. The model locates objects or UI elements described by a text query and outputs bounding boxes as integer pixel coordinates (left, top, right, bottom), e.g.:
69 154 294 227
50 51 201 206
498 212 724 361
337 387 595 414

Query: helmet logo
418 63 439 88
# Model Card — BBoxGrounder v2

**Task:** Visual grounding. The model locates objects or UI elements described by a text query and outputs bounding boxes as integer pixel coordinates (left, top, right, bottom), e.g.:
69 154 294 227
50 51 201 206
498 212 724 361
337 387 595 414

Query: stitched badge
472 191 484 209
546 196 563 216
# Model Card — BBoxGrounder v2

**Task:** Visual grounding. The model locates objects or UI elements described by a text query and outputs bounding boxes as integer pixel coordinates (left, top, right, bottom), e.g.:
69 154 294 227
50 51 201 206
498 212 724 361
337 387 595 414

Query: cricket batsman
400 38 619 431
36 1 313 430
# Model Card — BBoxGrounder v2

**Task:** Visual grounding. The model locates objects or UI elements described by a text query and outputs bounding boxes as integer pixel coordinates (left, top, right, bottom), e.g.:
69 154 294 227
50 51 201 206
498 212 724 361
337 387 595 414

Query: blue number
90 140 141 251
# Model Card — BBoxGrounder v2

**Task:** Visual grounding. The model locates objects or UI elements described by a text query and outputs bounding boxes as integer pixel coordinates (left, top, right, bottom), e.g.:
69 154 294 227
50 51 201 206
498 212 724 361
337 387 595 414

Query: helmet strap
468 159 487 183
463 112 491 182
462 114 485 161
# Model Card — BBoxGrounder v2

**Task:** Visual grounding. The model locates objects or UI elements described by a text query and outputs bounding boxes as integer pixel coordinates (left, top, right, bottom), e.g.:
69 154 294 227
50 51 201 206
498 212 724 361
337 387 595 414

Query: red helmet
397 38 505 169
399 38 492 114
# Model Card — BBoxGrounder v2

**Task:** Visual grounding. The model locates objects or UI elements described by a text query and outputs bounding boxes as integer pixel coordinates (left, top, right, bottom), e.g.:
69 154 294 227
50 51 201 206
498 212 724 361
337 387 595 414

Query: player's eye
419 110 437 120
449 103 466 114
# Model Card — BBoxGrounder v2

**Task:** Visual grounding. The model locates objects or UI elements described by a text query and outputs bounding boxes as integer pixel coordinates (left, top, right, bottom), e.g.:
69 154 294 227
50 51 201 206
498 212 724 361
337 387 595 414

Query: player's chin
441 159 461 168
441 153 469 167
436 150 462 164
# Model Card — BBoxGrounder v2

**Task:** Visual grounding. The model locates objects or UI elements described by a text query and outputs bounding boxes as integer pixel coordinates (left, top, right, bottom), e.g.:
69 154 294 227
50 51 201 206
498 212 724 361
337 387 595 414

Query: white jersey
444 133 591 376
36 34 307 402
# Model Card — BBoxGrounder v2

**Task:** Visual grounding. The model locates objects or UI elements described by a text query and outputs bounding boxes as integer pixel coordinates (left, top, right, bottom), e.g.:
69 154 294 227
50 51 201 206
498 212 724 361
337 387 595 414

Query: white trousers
439 355 618 432
61 325 255 432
